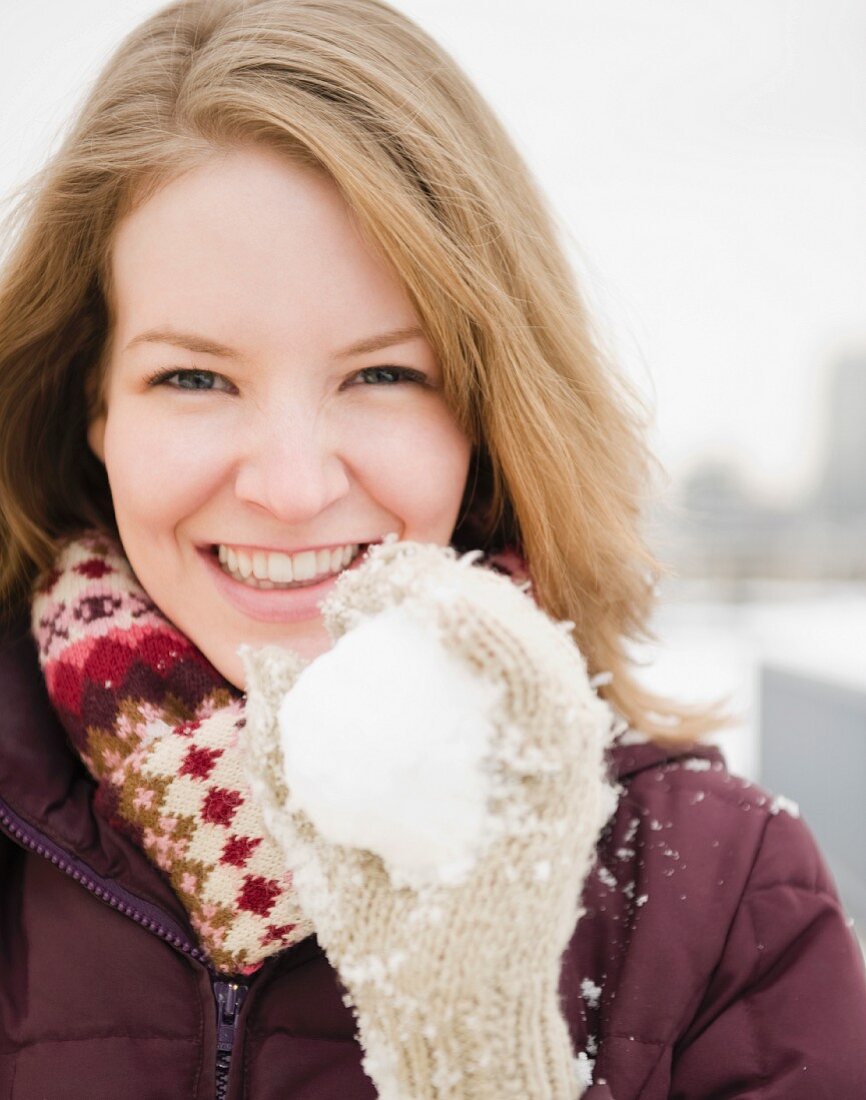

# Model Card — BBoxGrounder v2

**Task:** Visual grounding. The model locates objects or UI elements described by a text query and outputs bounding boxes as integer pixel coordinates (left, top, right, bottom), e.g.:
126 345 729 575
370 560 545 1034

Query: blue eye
146 368 231 392
352 366 427 386
145 365 429 392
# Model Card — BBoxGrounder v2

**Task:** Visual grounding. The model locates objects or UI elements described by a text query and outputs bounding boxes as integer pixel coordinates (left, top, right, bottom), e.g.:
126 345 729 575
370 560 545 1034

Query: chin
218 627 336 690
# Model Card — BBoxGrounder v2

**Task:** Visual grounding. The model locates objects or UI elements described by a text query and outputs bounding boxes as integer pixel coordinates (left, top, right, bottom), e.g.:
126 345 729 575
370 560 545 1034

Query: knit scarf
30 528 531 977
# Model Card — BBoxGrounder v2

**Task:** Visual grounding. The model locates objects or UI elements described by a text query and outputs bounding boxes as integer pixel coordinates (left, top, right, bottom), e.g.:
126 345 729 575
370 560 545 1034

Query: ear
87 413 106 464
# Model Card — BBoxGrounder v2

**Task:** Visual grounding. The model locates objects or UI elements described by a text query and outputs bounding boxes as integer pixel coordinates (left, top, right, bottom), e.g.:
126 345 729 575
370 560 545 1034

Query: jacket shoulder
579 745 866 1098
606 745 789 880
620 751 842 904
667 768 866 1097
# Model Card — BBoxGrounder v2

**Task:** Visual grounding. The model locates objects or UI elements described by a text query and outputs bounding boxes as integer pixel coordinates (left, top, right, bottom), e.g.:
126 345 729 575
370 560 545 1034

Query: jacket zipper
0 797 250 1099
214 979 249 1100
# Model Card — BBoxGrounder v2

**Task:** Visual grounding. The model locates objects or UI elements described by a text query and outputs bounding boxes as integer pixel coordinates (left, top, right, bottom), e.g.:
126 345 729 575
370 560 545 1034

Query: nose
233 402 351 523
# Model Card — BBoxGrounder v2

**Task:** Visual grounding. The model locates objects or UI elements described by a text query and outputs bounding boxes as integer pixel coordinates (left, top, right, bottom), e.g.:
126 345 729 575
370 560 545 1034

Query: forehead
108 145 418 355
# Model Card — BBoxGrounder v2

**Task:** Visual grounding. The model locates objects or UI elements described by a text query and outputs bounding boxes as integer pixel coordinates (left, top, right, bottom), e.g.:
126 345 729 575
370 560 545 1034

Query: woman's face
88 144 472 688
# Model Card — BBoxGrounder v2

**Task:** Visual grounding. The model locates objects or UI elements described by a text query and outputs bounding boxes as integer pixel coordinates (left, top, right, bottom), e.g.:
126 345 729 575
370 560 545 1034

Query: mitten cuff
354 986 584 1100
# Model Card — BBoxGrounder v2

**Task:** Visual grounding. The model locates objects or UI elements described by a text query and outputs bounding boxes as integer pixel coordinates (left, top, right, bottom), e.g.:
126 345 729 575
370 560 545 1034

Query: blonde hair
0 0 734 744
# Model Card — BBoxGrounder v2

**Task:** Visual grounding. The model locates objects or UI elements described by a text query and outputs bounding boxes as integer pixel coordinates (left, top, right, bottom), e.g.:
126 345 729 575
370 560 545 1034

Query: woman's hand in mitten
238 538 619 1100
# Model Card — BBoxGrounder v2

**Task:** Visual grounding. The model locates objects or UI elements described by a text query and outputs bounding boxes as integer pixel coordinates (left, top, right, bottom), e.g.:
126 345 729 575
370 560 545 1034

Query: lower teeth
222 569 332 590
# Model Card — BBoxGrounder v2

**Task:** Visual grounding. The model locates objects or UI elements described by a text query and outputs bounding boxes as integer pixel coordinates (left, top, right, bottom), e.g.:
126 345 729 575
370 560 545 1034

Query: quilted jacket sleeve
669 807 866 1099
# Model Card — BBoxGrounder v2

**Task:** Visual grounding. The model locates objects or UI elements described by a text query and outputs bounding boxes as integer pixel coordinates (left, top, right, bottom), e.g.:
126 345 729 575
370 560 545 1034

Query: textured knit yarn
30 529 313 975
239 537 620 1099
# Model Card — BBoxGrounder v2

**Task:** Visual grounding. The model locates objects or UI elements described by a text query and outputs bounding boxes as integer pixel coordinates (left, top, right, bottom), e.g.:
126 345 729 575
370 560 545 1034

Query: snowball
276 604 503 885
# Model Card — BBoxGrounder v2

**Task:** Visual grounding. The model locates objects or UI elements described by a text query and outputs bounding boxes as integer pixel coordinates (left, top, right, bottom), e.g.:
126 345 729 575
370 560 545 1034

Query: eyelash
144 365 429 392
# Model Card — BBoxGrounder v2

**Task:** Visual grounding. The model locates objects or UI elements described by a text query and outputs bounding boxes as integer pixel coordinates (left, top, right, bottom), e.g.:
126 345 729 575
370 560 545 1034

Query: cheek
350 402 472 519
102 402 228 524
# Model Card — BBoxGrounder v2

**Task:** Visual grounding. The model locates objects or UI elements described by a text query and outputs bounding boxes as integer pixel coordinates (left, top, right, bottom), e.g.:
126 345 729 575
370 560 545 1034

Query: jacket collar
607 730 725 779
0 605 196 932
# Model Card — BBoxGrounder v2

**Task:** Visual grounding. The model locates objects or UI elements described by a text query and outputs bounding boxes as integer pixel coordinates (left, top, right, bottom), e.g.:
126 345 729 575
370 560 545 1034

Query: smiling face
87 144 472 688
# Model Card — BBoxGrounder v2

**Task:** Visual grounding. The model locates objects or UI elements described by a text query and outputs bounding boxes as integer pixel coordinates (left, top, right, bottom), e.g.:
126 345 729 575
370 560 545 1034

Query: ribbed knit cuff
354 988 582 1100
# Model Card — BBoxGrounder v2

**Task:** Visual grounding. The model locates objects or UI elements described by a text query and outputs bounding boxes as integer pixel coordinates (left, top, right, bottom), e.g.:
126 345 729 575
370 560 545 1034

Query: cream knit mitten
238 538 619 1100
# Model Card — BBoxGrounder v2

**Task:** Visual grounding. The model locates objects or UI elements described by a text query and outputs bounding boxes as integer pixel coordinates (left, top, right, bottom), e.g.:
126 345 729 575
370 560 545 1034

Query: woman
1 1 864 1096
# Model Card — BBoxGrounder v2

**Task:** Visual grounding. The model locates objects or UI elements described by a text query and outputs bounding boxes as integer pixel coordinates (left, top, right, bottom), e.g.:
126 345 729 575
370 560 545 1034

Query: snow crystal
580 977 602 1008
623 816 640 844
617 728 649 746
573 1051 595 1088
276 603 503 885
635 893 649 907
769 794 800 818
533 860 551 882
589 670 613 689
597 866 617 890
683 758 712 772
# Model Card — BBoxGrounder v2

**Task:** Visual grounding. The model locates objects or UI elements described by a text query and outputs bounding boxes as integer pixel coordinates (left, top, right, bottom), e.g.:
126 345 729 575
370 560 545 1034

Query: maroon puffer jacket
1 611 865 1099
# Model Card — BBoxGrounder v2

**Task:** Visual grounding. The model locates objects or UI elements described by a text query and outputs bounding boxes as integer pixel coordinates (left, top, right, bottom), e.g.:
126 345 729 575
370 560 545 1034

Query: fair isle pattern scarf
31 530 312 975
30 528 532 977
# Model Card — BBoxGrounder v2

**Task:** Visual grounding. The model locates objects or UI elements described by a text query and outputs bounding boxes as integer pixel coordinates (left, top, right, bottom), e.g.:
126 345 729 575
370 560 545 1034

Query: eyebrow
123 325 425 360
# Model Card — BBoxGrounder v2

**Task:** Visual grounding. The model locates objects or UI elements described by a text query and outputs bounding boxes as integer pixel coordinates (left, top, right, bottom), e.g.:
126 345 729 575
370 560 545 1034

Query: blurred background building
639 347 866 950
654 351 866 586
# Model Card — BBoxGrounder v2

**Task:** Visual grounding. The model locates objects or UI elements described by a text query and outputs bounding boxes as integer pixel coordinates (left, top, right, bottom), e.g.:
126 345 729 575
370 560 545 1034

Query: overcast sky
2 0 864 507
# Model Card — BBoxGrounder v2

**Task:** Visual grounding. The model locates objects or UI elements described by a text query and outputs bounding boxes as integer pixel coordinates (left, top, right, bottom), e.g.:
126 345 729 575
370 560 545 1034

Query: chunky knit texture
30 529 314 975
239 537 620 1100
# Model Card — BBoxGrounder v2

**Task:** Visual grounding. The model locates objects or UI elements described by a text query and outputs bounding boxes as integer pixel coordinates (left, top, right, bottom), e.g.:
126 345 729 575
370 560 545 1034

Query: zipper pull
213 978 249 1098
214 979 248 1053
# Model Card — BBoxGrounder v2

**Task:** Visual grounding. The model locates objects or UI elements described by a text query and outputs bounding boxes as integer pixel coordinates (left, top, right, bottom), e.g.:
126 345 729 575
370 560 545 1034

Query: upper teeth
218 543 360 583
